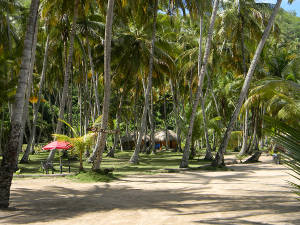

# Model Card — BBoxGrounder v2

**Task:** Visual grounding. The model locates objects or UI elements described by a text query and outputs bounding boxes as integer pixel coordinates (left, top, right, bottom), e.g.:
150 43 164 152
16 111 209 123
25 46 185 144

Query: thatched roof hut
154 130 177 142
121 132 150 150
154 130 178 149
121 133 136 143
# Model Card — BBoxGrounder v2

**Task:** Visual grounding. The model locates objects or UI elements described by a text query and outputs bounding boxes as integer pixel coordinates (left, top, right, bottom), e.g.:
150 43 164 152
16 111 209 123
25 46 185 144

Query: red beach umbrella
42 141 72 150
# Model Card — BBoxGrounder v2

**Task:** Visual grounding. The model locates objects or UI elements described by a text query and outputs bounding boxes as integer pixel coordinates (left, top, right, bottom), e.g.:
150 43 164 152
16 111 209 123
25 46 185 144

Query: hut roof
121 133 136 142
121 133 150 142
154 130 177 142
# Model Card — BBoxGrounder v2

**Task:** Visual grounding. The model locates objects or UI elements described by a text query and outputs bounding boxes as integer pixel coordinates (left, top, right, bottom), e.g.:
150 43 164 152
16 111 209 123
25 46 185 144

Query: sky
257 0 300 16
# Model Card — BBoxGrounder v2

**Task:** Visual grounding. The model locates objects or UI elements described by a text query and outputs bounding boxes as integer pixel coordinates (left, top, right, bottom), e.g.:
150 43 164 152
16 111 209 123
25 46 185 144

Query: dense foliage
0 0 299 175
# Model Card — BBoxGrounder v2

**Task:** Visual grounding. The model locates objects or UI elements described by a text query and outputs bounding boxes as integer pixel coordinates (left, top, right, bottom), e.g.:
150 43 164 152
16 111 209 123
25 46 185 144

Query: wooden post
60 155 62 174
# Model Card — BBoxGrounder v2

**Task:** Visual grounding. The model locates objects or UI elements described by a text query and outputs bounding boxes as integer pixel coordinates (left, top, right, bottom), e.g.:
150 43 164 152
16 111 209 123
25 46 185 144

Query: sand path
1 155 299 225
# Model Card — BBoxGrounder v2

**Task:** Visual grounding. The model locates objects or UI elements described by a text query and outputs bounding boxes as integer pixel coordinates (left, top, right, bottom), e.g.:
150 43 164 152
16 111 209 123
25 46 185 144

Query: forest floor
1 154 299 225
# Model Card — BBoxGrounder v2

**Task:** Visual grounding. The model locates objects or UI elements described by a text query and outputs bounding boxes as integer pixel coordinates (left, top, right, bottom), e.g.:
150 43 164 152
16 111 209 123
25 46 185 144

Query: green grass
3 147 227 182
16 150 207 174
69 171 119 182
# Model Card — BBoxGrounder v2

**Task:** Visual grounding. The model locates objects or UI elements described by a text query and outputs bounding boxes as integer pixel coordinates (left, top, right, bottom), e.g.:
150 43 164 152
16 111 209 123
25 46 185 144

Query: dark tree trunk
17 16 39 166
0 0 39 208
244 151 262 163
21 29 50 163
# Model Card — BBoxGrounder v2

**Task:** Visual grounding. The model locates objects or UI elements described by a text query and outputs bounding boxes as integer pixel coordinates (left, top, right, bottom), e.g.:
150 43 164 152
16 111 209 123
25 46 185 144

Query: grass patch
69 170 119 182
198 165 234 171
3 147 238 182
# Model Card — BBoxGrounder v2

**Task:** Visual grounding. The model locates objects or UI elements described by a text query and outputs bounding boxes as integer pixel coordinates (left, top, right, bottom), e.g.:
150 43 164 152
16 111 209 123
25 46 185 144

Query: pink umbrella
42 141 73 174
42 141 72 150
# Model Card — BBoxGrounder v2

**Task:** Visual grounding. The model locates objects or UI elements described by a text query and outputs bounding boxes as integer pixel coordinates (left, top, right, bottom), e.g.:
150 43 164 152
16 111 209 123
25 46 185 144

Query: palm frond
265 117 300 199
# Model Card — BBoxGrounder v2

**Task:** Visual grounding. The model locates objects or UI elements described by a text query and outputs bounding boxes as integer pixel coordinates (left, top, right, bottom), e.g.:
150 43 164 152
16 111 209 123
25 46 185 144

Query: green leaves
266 117 300 198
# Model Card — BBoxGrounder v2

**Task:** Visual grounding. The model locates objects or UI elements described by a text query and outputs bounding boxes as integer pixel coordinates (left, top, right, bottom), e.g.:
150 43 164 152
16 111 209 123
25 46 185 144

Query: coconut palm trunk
212 0 283 167
164 93 169 150
92 0 115 170
201 92 213 160
21 30 50 163
239 2 249 156
129 0 158 164
239 108 248 155
206 71 221 118
107 94 123 157
180 0 219 168
148 87 155 154
197 15 212 160
0 0 39 209
87 37 101 114
17 16 39 167
170 79 181 152
0 109 4 153
47 0 79 162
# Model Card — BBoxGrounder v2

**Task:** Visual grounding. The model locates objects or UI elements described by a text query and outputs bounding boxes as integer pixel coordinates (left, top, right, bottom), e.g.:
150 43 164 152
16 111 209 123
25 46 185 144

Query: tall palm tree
180 0 219 168
212 0 286 167
47 0 79 162
20 20 51 163
0 0 40 209
129 0 158 164
92 0 115 170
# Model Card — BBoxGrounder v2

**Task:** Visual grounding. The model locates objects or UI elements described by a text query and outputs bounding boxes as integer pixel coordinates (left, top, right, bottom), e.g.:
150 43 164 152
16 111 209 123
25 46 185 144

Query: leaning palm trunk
239 108 249 155
92 0 115 170
180 0 219 168
17 17 39 167
0 0 39 209
239 4 249 156
129 0 158 164
197 15 213 160
47 0 79 162
212 0 283 167
21 31 50 163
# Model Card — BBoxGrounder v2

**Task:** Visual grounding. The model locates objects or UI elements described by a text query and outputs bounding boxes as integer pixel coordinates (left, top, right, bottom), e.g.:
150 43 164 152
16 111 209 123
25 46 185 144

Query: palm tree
20 20 51 163
47 0 79 162
92 0 115 171
180 0 220 168
0 0 40 209
129 0 158 164
17 14 39 164
212 0 286 167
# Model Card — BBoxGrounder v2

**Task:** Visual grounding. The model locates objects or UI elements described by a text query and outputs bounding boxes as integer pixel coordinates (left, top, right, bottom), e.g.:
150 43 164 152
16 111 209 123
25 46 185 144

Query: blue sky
257 0 300 16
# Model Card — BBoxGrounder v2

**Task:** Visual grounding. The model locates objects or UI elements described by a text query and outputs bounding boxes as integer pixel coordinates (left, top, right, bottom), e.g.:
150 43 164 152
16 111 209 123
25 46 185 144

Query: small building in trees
121 133 150 150
154 130 178 149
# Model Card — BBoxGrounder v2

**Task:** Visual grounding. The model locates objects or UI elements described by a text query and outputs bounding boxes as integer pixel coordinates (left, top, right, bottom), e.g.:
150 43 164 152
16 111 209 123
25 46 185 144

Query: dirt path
1 155 299 225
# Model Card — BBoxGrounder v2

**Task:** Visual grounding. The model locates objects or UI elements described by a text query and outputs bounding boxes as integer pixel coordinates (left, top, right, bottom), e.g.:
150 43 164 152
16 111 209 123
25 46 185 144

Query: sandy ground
1 155 299 225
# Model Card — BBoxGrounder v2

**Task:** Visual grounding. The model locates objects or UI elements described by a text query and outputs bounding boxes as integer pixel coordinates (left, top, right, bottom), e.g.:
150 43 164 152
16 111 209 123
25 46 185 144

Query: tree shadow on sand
1 180 299 224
